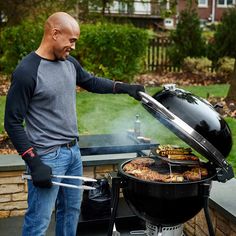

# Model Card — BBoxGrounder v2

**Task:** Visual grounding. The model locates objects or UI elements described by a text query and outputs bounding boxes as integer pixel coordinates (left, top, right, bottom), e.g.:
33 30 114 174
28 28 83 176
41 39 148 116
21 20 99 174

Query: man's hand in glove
113 82 145 101
22 148 52 188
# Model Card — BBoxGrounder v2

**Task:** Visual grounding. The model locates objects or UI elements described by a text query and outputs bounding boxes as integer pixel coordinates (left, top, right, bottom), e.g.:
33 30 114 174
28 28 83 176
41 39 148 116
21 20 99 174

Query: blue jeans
22 143 83 236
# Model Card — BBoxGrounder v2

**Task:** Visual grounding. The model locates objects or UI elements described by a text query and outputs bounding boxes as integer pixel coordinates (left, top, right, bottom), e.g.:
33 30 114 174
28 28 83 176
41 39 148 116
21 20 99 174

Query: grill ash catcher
107 85 234 236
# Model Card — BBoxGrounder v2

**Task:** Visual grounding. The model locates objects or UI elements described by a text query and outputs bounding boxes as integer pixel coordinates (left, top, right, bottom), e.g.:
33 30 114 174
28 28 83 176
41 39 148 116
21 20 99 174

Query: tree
0 0 77 26
210 7 236 100
167 4 205 67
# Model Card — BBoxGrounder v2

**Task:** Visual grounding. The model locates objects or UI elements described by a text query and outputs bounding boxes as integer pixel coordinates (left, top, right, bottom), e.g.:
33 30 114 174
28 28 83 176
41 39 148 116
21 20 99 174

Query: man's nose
71 42 76 50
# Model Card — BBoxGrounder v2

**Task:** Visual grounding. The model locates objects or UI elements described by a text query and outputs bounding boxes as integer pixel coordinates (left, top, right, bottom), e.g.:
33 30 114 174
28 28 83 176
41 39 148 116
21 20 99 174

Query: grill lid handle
139 91 175 120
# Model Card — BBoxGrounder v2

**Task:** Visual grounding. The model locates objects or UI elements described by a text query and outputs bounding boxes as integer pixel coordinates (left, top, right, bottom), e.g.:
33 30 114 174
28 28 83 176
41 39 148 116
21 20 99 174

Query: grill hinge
216 164 234 182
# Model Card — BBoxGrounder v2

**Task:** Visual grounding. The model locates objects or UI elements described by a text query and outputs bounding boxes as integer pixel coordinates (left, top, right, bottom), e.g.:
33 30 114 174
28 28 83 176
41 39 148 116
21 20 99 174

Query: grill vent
146 222 184 236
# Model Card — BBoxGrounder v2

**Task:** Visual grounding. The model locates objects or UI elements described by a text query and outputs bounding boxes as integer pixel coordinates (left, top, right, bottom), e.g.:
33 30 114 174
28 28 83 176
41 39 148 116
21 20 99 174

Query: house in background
88 0 175 31
176 0 235 24
87 0 235 30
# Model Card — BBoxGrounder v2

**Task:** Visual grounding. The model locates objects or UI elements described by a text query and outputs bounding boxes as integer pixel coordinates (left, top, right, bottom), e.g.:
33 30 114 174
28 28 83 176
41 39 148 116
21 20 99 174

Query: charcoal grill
107 84 234 236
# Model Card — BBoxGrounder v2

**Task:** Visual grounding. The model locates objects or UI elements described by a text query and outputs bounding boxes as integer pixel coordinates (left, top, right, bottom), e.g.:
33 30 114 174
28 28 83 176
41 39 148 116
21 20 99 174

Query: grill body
119 160 216 226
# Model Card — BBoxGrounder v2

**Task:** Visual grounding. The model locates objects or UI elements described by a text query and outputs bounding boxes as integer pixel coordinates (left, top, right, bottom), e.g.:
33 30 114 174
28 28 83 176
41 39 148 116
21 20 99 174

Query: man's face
53 25 80 61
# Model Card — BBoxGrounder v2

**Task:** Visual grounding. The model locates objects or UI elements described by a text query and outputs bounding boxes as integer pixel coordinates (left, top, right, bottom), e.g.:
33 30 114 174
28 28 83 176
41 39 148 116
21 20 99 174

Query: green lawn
1 84 235 173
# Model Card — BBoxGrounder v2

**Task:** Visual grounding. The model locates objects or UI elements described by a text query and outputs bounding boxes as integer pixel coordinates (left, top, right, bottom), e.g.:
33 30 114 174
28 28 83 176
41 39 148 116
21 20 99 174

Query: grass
1 84 235 174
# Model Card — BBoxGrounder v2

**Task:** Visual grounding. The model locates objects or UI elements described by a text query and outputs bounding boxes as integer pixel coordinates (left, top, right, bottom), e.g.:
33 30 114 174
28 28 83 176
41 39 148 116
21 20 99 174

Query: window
218 0 235 7
198 0 208 7
164 18 174 29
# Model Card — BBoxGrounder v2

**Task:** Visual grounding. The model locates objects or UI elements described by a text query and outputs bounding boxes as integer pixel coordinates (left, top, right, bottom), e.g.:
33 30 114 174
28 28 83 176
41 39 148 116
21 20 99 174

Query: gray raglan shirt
4 52 115 155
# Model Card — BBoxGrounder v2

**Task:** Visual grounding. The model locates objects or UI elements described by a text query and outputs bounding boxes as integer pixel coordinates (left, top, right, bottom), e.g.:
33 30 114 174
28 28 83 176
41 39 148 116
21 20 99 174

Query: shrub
207 7 236 64
167 8 206 67
182 57 212 74
0 21 150 82
0 20 44 73
216 57 235 81
72 23 150 82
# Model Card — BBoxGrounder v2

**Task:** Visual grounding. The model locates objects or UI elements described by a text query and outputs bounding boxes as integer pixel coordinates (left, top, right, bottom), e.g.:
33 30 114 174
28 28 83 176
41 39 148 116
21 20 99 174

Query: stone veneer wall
0 164 117 219
184 208 236 236
0 164 236 236
0 171 28 218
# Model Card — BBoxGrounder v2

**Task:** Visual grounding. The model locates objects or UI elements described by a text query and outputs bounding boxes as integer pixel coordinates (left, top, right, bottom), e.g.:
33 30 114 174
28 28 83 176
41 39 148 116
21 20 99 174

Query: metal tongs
22 173 97 190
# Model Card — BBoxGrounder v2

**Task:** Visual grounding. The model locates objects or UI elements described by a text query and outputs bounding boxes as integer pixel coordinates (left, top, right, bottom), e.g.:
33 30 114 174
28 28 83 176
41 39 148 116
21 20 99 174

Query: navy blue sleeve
68 56 115 93
4 55 38 155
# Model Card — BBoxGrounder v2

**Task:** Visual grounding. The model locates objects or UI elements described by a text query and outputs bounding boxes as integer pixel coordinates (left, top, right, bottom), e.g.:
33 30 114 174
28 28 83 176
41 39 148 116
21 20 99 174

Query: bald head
45 12 79 35
36 12 80 60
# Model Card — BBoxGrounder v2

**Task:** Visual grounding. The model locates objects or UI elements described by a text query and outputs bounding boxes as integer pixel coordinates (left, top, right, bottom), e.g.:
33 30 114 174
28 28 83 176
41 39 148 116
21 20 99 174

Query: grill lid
140 85 234 181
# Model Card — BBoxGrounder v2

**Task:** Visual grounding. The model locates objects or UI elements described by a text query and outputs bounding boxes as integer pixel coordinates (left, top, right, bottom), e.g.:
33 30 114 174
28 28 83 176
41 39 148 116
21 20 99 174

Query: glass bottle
134 114 141 137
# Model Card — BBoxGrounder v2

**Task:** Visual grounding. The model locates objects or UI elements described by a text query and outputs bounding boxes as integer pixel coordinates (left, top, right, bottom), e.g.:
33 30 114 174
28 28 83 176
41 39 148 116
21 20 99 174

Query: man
4 12 144 236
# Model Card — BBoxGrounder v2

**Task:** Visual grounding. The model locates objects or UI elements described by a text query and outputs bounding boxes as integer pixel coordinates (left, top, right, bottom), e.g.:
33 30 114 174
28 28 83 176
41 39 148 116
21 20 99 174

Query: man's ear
52 28 60 40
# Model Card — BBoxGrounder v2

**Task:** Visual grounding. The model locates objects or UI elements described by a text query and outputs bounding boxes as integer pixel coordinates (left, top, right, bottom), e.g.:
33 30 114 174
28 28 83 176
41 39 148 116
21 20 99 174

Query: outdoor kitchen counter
0 133 158 170
0 152 139 171
210 178 236 225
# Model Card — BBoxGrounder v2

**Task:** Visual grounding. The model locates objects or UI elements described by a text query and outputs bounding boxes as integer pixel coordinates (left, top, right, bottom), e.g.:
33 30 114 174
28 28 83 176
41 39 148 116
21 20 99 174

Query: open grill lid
140 84 234 182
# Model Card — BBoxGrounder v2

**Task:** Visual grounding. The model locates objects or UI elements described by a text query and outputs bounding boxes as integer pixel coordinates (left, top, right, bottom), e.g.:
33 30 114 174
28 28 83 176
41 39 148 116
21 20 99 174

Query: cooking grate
124 156 209 183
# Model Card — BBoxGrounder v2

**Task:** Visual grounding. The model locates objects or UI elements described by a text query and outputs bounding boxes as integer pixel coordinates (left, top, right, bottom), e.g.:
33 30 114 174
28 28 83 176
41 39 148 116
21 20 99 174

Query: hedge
72 23 150 82
0 21 150 82
0 20 44 73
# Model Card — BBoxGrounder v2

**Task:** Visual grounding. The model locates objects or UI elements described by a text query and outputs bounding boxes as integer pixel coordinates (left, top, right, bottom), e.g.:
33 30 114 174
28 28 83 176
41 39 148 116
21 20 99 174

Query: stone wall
0 164 116 219
0 171 27 218
184 207 236 236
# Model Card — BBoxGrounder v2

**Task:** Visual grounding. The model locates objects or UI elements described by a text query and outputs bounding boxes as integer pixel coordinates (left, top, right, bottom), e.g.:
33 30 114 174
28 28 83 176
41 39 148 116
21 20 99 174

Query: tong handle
51 181 95 190
22 173 96 182
22 174 96 190
52 174 97 182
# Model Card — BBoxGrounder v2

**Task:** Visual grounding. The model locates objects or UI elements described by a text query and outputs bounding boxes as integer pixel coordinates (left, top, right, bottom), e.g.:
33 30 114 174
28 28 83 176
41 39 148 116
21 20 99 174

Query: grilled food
155 145 200 162
131 157 155 166
158 150 192 156
183 171 201 181
125 167 184 183
191 167 208 176
123 157 208 183
156 145 192 156
167 154 199 161
183 167 208 181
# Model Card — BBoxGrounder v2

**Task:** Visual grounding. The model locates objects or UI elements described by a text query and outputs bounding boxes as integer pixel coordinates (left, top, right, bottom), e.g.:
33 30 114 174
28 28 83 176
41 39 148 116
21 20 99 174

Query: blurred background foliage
0 0 151 81
0 1 236 88
72 23 151 81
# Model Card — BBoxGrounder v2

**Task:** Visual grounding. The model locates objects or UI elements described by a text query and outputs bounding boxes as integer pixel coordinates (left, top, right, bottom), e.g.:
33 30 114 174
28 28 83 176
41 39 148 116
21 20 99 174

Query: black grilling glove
114 82 145 101
22 148 52 188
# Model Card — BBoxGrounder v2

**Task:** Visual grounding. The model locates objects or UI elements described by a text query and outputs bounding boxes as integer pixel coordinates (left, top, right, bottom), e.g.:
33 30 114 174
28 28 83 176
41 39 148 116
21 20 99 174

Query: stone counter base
0 171 27 218
185 209 236 236
0 165 116 219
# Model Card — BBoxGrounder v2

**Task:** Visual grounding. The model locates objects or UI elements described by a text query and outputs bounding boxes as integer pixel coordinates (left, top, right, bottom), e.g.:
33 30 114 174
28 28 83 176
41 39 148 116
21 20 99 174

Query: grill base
130 222 184 236
146 222 184 236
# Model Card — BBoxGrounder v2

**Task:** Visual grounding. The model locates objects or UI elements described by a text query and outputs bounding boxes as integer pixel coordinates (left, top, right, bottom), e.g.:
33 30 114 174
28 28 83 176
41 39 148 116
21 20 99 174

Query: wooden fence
145 36 217 73
146 36 180 73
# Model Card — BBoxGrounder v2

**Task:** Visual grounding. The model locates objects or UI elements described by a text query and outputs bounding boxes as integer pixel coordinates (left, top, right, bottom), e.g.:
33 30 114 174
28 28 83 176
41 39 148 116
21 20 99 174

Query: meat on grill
129 157 155 167
123 157 208 183
156 145 199 161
